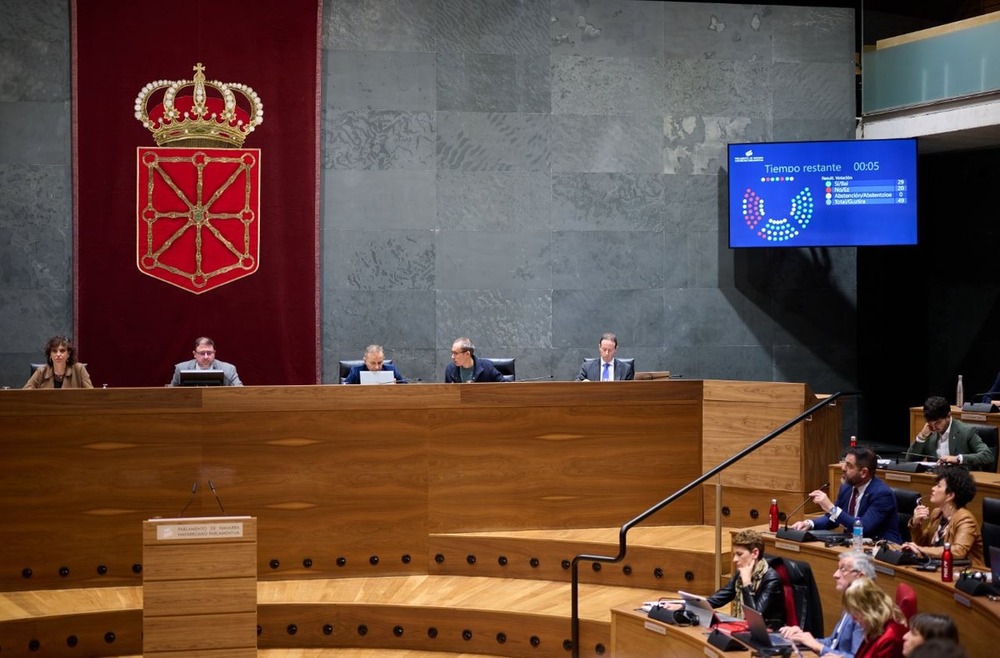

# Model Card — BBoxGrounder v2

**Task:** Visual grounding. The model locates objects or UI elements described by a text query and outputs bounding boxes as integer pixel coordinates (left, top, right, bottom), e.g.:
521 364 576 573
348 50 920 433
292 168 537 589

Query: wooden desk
611 603 747 658
764 536 1000 656
829 464 1000 526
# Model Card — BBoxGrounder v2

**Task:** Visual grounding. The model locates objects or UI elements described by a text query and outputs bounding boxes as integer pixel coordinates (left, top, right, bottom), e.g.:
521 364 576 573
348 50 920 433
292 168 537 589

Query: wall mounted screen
728 138 918 248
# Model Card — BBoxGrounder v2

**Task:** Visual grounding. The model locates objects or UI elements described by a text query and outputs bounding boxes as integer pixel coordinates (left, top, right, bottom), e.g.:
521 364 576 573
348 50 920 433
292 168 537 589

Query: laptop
732 604 795 655
359 370 395 385
678 590 740 627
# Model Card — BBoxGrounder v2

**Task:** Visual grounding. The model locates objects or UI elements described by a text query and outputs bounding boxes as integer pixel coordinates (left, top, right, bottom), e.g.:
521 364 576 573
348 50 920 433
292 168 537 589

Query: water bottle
769 499 779 532
852 517 863 549
956 376 964 407
941 542 953 582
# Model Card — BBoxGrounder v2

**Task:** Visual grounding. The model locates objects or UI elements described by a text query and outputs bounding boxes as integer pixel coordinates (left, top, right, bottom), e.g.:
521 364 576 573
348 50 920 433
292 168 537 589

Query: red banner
73 0 321 386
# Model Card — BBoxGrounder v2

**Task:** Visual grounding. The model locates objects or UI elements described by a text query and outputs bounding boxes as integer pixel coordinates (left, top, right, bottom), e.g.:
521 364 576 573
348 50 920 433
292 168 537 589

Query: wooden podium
142 516 257 656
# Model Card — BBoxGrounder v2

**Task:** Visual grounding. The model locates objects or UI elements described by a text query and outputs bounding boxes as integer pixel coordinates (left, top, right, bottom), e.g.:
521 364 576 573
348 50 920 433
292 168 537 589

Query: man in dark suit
444 337 506 383
790 446 902 543
906 395 994 470
576 332 634 381
343 344 407 384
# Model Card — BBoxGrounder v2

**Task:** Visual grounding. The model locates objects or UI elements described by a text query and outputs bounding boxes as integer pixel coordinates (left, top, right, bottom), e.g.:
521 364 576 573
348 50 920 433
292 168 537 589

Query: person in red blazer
844 577 907 658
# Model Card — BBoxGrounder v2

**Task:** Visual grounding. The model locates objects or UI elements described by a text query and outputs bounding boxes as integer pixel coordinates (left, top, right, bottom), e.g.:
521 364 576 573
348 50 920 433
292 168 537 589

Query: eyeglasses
451 349 468 355
195 350 215 356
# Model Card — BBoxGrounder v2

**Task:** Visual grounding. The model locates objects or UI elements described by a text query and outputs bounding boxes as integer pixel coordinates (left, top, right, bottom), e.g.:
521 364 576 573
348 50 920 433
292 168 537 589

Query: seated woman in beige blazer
901 466 984 565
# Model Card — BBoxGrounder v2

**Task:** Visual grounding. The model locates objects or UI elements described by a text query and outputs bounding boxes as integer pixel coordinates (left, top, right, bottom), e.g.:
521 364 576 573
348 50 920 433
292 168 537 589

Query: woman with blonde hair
843 577 907 658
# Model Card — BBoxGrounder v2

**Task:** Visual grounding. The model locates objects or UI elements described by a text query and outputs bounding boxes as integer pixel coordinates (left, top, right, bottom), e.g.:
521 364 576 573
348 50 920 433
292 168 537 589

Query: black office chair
984 496 1000 568
29 363 46 376
891 487 921 543
338 359 392 384
968 424 999 472
484 357 515 382
765 555 824 637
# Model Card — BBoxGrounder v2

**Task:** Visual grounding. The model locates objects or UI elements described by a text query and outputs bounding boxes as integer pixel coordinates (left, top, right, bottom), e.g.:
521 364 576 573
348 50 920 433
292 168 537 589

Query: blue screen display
727 138 918 248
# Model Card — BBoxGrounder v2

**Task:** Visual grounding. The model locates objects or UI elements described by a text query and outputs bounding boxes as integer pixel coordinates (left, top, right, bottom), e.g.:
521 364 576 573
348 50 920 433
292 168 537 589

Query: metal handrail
568 390 857 657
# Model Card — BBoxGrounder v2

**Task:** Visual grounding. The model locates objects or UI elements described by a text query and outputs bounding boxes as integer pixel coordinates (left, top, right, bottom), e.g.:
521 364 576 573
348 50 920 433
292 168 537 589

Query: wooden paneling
0 382 705 591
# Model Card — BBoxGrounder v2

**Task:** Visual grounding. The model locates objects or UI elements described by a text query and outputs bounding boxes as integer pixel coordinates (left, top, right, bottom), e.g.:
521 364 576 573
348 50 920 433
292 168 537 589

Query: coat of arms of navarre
134 63 263 294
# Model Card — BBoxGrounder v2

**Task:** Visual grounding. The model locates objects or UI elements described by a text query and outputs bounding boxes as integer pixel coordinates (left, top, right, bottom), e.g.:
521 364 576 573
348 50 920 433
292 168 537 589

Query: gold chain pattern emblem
139 150 258 291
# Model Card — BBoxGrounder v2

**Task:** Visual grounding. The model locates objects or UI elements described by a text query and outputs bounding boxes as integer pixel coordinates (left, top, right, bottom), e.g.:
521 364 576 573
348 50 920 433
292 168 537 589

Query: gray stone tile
551 114 661 173
326 229 435 290
0 0 68 39
662 230 694 289
552 173 664 231
0 38 70 102
551 0 663 58
437 290 552 349
663 173 722 235
664 115 768 175
438 170 551 231
0 289 72 354
772 119 855 142
436 53 550 113
436 0 550 56
436 230 551 290
324 0 436 52
664 288 754 346
775 342 856 392
323 170 437 230
663 58 771 117
664 2 773 62
0 102 70 165
324 288 436 351
324 109 435 170
0 162 71 292
552 289 664 348
695 344 773 381
551 56 665 116
772 6 854 64
437 111 550 171
551 230 663 290
773 62 855 120
325 50 436 111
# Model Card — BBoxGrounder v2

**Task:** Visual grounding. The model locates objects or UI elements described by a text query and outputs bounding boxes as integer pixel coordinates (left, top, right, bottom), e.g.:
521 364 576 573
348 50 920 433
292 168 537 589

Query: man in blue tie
576 332 635 382
779 549 875 656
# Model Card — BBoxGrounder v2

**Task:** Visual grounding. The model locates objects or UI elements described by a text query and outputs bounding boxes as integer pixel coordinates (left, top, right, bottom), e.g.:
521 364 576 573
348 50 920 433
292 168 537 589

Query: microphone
775 483 829 542
208 480 227 516
176 481 197 517
517 375 555 382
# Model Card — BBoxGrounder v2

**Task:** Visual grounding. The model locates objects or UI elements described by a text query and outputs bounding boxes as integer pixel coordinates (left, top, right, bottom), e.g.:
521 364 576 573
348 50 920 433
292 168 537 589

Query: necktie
602 363 610 381
848 488 858 516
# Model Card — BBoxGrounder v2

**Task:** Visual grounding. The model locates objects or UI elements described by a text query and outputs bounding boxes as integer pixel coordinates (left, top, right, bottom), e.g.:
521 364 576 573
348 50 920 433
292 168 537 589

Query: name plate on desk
154 518 248 541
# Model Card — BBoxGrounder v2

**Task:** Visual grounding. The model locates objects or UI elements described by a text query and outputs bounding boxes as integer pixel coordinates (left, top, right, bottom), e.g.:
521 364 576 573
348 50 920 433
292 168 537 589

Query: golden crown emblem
134 63 263 147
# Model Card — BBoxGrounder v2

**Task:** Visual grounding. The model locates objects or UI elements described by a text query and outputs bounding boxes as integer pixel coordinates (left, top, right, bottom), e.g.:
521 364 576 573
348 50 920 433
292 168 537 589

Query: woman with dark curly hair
901 466 984 565
23 336 93 389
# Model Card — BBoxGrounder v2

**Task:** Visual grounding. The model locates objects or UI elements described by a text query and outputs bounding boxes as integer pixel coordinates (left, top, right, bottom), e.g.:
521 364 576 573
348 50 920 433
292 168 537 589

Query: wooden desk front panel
0 381 703 591
611 605 738 658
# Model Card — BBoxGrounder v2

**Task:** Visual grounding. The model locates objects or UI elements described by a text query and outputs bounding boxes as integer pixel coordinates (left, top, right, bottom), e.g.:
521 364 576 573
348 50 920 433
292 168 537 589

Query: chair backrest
770 560 799 628
338 359 392 384
484 357 515 382
891 487 921 543
29 363 46 377
765 555 823 636
969 424 999 472
895 582 917 620
984 496 1000 568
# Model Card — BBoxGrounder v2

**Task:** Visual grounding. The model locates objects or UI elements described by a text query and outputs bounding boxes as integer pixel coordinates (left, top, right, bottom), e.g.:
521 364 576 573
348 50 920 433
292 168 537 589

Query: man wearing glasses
444 337 505 383
779 550 876 656
169 337 243 386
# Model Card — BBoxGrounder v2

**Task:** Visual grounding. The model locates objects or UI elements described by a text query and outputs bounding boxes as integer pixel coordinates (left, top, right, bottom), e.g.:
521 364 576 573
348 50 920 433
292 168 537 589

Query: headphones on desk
648 605 700 626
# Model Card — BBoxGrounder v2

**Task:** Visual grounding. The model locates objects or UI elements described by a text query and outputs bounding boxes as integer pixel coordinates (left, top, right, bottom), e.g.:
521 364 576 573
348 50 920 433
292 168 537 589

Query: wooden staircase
0 526 729 658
